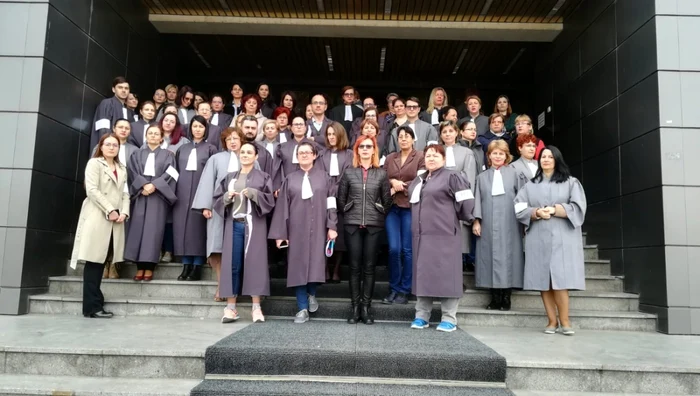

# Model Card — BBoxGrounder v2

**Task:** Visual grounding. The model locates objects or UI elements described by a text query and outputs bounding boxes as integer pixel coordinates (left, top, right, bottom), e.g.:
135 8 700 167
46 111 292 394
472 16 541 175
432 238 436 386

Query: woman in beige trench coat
70 134 130 318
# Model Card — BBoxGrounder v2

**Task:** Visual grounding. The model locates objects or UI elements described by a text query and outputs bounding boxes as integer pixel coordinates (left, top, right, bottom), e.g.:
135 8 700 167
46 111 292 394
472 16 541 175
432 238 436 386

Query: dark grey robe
268 166 338 288
124 147 177 263
211 111 233 128
473 166 528 289
305 117 332 147
206 123 224 151
272 137 321 191
408 168 474 298
329 104 363 135
90 96 134 151
129 119 151 148
172 142 219 257
214 169 275 297
515 176 587 291
317 148 353 251
177 107 196 127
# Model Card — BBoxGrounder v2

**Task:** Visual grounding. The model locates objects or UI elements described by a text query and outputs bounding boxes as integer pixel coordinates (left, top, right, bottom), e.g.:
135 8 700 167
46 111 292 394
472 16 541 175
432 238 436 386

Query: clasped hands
535 205 558 220
141 183 156 196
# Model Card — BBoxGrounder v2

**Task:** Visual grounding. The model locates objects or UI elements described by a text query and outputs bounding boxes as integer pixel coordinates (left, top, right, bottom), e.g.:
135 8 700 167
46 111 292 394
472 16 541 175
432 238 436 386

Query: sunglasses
358 144 374 150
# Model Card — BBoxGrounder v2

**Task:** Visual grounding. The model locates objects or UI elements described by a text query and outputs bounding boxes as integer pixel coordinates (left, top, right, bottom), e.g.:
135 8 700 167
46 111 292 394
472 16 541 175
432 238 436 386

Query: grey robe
268 166 338 288
445 144 478 254
172 142 219 257
457 114 489 136
514 176 587 291
124 147 177 263
177 107 196 127
214 169 275 297
162 135 190 154
90 96 135 151
408 168 474 298
510 157 538 181
386 119 439 154
473 166 528 289
317 148 353 251
192 151 261 257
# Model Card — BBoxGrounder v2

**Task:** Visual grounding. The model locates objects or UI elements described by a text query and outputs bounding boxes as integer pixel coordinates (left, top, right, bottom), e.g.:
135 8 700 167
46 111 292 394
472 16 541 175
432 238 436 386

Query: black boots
186 265 202 281
177 264 193 281
360 304 374 325
486 289 502 310
348 259 361 323
348 305 361 324
485 289 512 311
500 289 512 311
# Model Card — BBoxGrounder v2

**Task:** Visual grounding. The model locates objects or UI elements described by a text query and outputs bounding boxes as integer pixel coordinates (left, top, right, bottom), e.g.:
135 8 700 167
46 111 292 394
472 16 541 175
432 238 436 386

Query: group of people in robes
75 77 587 333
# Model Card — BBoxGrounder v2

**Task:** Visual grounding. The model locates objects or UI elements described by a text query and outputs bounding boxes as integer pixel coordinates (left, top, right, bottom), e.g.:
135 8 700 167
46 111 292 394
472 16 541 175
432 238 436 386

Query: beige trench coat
70 157 130 268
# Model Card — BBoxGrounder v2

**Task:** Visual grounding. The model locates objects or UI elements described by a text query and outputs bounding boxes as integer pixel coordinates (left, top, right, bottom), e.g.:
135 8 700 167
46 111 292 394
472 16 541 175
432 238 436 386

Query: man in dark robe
90 76 134 151
241 117 274 176
306 94 332 146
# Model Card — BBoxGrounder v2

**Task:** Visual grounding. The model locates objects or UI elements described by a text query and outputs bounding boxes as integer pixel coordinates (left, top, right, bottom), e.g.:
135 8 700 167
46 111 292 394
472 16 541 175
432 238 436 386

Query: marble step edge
28 294 656 319
204 374 507 388
51 273 622 283
34 289 641 300
0 342 205 357
0 374 198 395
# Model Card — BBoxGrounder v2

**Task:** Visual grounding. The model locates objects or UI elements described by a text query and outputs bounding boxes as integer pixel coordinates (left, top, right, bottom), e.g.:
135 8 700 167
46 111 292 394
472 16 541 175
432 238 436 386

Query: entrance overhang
149 15 563 42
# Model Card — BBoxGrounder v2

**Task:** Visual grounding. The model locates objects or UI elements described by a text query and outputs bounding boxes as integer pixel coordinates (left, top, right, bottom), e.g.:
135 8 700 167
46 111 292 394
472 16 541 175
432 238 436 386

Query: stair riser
584 248 597 260
458 313 656 332
507 367 699 394
463 276 622 292
459 294 637 312
3 352 203 379
585 264 609 276
29 299 655 332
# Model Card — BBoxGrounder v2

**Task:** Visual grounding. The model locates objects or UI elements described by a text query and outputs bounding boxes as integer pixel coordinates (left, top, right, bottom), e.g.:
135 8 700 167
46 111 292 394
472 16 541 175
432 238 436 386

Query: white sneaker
294 309 309 323
161 252 173 263
221 307 240 323
308 295 319 313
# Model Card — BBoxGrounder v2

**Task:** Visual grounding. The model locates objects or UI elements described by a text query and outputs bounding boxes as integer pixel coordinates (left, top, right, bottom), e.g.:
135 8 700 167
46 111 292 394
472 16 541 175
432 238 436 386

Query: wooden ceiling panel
144 0 584 22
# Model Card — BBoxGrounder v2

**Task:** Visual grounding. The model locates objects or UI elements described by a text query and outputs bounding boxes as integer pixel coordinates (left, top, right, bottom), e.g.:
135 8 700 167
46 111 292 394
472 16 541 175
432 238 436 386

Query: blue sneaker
436 321 457 332
410 318 429 329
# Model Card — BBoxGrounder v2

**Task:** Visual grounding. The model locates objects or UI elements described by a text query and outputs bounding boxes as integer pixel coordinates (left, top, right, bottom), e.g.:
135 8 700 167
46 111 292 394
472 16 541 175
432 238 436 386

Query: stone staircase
30 235 657 332
9 235 687 396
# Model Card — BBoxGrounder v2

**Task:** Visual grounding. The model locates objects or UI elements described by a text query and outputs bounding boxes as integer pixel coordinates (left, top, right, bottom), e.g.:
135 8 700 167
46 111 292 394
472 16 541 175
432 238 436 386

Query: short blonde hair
486 139 513 167
514 114 534 134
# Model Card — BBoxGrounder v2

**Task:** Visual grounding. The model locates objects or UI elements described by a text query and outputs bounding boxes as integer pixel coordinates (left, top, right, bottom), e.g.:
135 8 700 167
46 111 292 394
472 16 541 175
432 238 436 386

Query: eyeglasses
311 101 326 105
405 105 419 110
297 151 314 156
226 137 241 142
358 144 374 150
292 123 305 127
103 143 119 148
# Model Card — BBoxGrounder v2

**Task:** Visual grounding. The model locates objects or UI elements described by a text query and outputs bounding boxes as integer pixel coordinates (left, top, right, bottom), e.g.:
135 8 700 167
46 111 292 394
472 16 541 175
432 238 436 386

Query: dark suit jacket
329 104 363 135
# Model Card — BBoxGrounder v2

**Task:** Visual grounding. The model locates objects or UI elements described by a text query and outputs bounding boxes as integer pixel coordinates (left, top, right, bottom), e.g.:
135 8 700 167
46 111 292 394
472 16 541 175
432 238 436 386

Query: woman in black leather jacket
337 135 392 325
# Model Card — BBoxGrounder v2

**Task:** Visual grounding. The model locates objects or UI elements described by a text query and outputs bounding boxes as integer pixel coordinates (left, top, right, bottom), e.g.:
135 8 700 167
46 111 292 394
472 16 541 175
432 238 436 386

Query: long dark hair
159 112 184 145
188 115 210 142
533 145 571 184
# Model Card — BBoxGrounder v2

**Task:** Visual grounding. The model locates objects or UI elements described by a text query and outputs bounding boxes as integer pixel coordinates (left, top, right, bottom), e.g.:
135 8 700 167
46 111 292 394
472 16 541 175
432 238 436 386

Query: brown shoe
102 263 110 279
108 263 119 279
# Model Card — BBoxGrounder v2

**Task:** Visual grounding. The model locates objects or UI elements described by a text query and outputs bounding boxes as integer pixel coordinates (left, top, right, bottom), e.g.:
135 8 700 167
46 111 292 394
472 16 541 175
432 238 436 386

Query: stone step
0 374 198 396
192 376 514 395
67 257 612 283
47 274 625 300
29 295 657 332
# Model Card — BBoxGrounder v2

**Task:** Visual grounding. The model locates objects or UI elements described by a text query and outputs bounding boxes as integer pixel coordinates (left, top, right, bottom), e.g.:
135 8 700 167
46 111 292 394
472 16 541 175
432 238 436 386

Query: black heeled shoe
186 265 202 281
347 305 361 324
177 264 193 281
85 311 113 319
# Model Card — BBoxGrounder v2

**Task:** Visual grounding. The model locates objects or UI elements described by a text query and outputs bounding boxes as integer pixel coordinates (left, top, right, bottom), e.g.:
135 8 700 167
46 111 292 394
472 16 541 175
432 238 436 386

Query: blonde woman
421 87 448 126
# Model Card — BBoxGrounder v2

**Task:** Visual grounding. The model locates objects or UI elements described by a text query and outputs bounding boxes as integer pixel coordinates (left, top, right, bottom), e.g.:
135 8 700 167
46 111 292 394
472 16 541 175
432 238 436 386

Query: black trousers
83 261 106 315
345 225 383 305
136 262 156 271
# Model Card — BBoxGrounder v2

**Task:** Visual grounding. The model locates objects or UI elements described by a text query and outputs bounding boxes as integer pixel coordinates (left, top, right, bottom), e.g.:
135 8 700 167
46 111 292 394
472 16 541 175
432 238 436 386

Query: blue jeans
181 256 206 266
295 283 319 311
466 230 477 264
230 221 245 296
162 223 174 252
385 205 412 294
